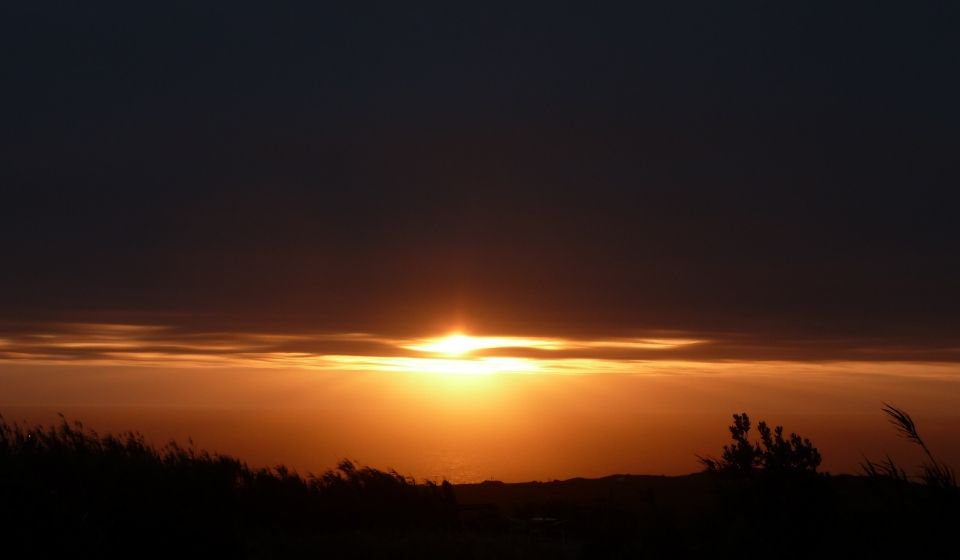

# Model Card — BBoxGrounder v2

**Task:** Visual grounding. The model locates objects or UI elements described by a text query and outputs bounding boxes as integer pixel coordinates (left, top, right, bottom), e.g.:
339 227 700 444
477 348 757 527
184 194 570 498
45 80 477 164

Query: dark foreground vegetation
0 407 955 559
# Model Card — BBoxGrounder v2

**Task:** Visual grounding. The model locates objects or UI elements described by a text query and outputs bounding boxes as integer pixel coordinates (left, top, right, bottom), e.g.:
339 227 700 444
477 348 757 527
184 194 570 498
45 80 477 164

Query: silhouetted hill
454 472 958 558
457 473 715 510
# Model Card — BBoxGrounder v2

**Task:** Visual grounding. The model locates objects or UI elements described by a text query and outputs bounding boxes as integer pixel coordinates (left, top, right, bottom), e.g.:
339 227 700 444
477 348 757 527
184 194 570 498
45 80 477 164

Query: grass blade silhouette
879 403 956 489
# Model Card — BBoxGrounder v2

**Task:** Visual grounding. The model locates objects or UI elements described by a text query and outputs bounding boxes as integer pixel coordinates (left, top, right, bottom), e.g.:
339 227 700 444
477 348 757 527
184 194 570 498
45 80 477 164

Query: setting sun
403 333 562 356
412 334 480 355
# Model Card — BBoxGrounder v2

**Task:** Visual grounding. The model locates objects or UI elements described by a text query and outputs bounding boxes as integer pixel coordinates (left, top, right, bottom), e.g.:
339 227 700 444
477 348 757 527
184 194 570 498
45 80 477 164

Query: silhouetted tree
699 413 821 474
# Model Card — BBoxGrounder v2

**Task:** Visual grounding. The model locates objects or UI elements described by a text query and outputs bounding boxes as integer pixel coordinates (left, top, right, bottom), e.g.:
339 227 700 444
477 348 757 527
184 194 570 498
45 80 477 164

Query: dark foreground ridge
0 409 955 559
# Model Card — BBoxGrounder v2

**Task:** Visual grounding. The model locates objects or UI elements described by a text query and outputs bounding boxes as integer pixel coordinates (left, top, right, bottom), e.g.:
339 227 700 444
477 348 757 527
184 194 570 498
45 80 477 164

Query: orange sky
2 323 957 482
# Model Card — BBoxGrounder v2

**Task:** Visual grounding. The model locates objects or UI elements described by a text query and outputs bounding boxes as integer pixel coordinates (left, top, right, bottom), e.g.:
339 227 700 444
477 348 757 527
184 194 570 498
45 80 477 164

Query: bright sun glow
323 355 540 376
403 333 562 356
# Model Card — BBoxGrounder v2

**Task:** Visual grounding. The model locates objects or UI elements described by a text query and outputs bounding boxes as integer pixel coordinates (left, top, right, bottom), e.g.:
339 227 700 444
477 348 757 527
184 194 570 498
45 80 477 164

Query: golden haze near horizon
1 322 959 482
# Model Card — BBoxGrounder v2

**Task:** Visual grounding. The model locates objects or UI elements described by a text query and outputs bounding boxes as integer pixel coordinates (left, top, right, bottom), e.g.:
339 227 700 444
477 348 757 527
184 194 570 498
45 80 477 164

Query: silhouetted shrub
698 413 821 475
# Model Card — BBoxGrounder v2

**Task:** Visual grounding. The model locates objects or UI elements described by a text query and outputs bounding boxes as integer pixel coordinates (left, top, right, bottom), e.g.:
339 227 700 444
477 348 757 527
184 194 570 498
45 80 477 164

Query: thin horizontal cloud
1 322 959 371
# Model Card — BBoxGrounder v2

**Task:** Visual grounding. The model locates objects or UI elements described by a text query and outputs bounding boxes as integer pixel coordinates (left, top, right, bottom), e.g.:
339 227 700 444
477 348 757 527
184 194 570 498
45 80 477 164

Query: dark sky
3 3 959 354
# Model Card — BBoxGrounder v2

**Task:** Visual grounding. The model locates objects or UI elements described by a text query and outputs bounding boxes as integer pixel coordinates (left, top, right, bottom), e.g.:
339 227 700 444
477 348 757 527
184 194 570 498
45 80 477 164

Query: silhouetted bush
698 413 821 475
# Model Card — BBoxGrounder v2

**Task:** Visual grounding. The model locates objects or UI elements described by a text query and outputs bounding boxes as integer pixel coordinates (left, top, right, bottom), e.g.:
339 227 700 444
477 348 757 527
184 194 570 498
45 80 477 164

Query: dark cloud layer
2 3 959 353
